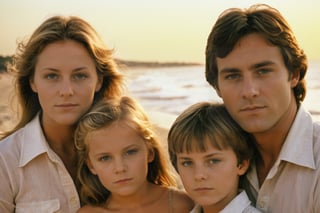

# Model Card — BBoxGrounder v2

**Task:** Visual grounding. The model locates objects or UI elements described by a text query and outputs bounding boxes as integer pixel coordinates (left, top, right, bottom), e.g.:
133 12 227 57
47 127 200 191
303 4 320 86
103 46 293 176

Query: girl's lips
114 178 132 184
55 103 77 107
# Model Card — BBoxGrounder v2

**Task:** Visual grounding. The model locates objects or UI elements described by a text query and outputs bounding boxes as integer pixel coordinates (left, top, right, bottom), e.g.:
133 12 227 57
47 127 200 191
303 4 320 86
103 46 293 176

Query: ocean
125 61 320 122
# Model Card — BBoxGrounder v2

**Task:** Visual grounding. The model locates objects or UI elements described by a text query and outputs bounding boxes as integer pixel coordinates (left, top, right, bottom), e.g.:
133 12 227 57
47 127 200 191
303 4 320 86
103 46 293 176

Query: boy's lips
55 103 78 107
194 187 213 192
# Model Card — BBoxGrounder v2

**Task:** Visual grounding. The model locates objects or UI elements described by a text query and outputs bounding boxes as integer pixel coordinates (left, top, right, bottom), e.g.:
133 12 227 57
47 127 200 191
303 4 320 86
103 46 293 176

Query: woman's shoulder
169 187 194 212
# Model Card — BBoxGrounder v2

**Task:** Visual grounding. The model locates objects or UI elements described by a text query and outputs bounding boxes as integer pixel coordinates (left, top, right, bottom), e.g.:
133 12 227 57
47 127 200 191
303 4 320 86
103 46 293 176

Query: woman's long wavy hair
2 15 124 139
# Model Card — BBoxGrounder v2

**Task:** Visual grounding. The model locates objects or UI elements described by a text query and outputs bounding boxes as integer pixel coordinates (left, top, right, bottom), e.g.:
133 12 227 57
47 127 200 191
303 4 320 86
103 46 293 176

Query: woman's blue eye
45 73 58 80
74 73 88 80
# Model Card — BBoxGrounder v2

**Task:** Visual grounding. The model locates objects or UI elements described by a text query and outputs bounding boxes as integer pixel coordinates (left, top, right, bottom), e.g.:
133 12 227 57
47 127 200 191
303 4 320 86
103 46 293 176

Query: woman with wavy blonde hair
0 15 124 212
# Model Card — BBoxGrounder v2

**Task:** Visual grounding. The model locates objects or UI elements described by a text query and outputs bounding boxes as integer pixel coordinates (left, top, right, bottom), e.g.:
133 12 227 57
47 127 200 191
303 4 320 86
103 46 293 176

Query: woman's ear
29 76 38 93
95 75 103 92
237 159 250 176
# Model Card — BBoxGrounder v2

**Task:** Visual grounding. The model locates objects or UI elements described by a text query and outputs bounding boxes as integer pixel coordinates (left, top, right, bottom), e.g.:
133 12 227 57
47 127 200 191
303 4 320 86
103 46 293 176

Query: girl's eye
126 148 138 156
99 155 111 162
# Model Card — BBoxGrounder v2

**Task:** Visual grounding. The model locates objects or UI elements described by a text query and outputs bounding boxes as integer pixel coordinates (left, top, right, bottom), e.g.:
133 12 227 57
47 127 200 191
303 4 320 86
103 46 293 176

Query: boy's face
176 140 248 211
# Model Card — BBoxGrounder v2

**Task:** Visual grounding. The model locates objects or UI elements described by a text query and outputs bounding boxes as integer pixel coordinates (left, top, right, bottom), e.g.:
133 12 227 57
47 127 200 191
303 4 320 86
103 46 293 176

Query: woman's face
30 40 102 127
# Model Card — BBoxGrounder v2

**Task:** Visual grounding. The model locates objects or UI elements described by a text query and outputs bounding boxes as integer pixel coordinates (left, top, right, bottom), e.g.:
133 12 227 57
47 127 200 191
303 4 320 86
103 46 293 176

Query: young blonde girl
75 96 193 212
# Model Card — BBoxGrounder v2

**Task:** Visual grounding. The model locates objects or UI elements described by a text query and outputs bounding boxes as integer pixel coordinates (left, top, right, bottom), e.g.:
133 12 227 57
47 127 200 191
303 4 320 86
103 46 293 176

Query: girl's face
30 40 102 127
86 121 154 197
176 139 249 212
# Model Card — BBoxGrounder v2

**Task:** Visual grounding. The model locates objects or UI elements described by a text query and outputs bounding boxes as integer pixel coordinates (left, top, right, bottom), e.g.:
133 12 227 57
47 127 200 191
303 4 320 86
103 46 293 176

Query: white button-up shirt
245 105 320 212
190 190 261 213
0 114 80 213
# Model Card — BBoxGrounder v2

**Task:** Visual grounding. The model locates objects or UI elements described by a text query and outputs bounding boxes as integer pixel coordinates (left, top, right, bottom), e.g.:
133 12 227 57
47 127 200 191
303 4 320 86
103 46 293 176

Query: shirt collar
220 190 251 213
19 113 49 167
278 105 315 169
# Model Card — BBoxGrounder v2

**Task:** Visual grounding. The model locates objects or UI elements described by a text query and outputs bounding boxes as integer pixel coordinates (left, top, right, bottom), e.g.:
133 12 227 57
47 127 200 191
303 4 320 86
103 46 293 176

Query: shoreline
0 72 319 137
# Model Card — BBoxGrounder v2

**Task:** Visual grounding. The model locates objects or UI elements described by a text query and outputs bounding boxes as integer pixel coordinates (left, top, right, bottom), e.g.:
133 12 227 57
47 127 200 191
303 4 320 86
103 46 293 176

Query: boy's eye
181 160 193 167
208 158 221 165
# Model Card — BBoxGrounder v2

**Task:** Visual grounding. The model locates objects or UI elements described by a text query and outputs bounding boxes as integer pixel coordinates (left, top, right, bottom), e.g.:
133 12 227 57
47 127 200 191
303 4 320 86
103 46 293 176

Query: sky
0 0 319 63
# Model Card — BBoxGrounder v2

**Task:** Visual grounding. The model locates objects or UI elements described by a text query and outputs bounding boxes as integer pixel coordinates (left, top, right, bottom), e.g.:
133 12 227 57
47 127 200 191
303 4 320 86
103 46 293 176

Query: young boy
168 102 261 213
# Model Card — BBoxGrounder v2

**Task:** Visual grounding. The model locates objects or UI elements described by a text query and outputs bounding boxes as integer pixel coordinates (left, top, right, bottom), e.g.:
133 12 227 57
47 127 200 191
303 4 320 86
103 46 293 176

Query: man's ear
290 70 300 88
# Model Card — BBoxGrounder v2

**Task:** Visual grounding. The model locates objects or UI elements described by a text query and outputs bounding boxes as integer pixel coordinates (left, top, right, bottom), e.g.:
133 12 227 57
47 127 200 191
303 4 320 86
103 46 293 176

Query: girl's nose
113 157 127 174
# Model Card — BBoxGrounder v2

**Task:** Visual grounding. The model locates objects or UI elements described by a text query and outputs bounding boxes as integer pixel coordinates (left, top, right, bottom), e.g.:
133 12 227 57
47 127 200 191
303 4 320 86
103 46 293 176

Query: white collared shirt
190 191 261 213
0 114 80 213
245 105 320 212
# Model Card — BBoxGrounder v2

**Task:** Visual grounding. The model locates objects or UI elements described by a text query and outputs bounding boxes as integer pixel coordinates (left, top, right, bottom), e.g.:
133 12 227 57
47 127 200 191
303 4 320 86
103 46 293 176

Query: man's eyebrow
249 60 275 70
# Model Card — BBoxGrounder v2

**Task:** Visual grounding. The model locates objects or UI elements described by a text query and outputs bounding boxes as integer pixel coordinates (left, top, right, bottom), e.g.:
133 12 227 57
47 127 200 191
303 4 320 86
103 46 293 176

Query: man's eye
257 68 271 75
225 73 240 80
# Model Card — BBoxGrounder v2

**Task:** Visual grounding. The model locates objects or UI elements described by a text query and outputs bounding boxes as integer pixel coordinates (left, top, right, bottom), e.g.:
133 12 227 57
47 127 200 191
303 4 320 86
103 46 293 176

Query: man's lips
240 105 265 112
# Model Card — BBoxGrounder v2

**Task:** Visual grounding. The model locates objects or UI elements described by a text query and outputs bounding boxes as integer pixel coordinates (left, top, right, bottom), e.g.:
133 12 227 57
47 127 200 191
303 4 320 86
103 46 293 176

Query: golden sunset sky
1 0 319 63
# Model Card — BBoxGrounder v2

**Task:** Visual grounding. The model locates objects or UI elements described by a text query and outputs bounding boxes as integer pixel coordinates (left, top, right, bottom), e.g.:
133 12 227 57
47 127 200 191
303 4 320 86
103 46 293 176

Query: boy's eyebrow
177 152 223 159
